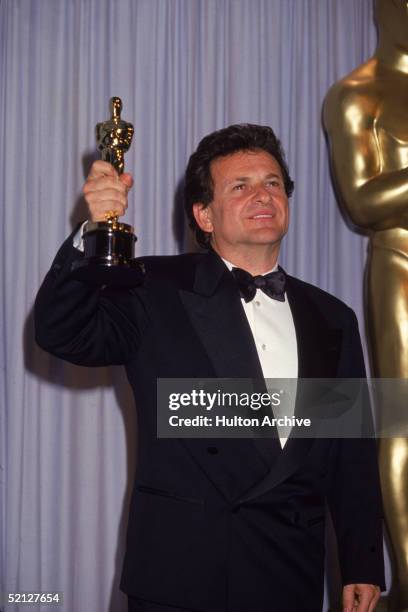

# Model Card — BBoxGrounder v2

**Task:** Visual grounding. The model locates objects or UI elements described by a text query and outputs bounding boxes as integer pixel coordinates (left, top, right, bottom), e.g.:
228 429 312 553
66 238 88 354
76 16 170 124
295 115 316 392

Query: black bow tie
231 267 286 303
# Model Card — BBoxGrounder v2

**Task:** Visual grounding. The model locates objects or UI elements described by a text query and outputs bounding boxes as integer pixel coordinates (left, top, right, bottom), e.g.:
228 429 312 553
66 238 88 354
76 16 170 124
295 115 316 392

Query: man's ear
192 203 213 233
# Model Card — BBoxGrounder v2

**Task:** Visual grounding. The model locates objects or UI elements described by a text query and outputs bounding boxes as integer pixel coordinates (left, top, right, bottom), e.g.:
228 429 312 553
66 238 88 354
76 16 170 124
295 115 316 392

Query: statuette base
71 220 144 287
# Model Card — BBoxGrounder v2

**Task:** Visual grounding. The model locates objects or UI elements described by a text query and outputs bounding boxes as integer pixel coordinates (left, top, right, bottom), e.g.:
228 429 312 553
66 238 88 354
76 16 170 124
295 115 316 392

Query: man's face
193 149 289 255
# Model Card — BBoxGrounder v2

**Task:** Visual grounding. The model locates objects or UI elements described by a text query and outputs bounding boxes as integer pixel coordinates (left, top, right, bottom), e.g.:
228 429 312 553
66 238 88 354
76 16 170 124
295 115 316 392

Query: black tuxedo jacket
34 234 385 612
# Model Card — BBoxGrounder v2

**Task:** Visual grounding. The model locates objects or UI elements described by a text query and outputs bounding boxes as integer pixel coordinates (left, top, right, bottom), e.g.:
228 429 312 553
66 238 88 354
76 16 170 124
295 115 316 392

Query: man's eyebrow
228 173 282 183
228 176 250 182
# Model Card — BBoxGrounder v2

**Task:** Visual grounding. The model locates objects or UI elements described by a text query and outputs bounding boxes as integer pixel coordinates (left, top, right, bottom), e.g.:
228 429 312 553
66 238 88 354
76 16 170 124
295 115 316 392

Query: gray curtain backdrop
0 1 388 611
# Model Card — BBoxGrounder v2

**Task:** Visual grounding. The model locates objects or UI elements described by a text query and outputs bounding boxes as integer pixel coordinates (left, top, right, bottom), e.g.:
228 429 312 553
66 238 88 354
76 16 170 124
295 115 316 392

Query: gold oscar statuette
71 97 144 286
324 1 408 608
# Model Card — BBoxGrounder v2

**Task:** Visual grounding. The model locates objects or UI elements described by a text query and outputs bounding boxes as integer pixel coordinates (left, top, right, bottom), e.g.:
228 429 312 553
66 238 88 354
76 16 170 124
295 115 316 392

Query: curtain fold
0 1 381 610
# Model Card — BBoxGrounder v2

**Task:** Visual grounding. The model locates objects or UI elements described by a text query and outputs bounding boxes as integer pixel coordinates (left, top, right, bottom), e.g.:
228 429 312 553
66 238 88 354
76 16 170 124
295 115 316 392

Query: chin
250 228 286 243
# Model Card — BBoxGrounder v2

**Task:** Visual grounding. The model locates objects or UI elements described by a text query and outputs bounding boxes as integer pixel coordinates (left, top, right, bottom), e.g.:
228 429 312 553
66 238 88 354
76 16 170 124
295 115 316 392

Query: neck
212 243 280 275
376 37 408 75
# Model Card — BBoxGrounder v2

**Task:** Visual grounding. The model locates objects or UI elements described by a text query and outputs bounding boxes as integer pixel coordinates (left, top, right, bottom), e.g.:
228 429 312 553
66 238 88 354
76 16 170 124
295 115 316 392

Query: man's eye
267 180 281 188
233 184 245 191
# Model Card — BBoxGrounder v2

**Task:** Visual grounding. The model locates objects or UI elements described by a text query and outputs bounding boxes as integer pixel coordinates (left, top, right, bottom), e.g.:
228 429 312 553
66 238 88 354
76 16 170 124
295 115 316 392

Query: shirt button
262 343 266 350
255 301 261 307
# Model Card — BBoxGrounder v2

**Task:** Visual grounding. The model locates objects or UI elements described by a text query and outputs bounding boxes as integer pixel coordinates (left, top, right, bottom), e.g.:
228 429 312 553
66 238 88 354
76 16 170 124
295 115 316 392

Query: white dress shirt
223 259 298 447
73 222 87 251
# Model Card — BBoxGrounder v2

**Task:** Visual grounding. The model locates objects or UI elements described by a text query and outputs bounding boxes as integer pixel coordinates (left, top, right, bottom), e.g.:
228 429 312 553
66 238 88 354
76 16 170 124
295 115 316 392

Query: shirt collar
221 257 279 275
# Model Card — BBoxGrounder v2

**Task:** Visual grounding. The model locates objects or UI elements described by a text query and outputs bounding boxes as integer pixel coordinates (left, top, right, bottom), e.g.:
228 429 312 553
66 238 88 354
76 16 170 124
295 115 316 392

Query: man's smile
250 213 274 219
247 208 276 220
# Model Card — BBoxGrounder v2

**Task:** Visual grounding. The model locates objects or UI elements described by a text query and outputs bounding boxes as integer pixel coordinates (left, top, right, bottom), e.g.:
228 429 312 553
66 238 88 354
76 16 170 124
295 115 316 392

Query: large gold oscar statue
323 1 408 609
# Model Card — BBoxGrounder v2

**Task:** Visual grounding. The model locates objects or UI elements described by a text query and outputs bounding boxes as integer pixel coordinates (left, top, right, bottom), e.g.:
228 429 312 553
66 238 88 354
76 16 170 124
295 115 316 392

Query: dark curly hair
184 123 294 249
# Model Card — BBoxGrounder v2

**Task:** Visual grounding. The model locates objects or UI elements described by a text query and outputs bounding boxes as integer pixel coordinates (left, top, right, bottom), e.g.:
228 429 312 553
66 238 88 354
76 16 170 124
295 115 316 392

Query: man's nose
253 184 271 203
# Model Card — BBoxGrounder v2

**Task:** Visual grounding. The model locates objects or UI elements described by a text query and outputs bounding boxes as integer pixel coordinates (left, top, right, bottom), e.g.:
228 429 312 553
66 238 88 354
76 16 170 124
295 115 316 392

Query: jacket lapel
286 275 342 379
180 251 264 379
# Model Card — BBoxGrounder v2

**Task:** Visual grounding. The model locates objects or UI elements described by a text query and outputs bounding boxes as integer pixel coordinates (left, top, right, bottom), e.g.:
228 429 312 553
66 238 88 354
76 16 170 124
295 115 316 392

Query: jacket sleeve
34 227 149 366
327 308 386 590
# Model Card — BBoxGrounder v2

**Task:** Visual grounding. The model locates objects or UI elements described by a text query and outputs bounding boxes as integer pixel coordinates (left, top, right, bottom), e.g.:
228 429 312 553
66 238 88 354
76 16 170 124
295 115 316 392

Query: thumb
120 172 134 190
342 584 356 612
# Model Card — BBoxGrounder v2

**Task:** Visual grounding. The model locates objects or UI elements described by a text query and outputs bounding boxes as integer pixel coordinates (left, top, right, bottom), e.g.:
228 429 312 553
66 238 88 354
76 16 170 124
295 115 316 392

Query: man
35 124 384 611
